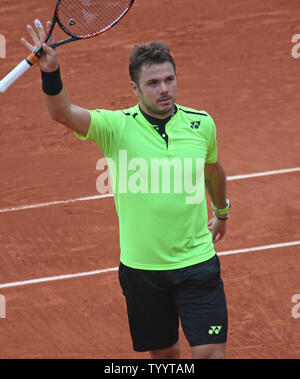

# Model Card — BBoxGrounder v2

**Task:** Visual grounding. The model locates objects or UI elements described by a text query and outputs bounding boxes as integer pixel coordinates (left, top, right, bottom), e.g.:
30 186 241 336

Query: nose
159 82 168 94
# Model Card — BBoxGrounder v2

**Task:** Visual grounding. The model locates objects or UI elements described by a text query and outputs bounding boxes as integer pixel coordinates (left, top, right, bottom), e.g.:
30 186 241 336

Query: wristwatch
211 199 231 220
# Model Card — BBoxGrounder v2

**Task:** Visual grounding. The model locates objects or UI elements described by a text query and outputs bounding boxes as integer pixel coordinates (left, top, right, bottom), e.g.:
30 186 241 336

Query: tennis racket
0 0 135 93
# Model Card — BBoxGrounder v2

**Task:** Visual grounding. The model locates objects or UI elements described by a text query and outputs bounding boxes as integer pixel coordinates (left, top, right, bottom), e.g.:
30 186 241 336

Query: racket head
56 0 135 39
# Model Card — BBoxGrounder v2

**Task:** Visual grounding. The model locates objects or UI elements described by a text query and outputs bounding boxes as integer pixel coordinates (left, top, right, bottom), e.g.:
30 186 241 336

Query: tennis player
22 21 231 359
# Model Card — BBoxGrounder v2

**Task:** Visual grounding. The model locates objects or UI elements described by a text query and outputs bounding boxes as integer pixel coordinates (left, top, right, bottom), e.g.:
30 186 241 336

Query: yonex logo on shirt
190 121 201 129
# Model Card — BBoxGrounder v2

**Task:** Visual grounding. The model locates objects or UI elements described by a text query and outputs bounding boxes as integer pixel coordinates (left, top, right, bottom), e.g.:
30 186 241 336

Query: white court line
0 167 299 214
217 240 300 256
227 167 300 181
0 267 119 290
0 240 299 290
0 193 114 213
0 194 113 214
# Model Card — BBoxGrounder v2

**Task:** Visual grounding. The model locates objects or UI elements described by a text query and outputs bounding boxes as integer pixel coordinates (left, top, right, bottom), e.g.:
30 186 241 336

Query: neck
139 104 175 120
139 105 177 125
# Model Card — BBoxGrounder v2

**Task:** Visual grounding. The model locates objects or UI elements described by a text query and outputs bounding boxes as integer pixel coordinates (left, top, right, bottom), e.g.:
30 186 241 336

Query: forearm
205 161 227 209
41 65 71 124
44 87 91 136
206 161 229 242
45 87 72 124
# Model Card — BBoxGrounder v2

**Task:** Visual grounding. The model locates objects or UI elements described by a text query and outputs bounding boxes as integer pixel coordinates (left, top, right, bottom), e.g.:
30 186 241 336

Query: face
131 62 178 119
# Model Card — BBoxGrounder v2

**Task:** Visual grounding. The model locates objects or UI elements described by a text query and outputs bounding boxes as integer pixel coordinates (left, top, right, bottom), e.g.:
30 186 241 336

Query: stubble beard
142 96 175 118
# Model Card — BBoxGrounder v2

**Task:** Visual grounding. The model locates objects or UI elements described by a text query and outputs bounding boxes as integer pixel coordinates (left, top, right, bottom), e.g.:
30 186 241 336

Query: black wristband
41 66 63 96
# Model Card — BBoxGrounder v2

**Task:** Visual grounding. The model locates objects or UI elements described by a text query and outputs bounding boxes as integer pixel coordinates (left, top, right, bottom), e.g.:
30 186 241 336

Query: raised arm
21 20 90 137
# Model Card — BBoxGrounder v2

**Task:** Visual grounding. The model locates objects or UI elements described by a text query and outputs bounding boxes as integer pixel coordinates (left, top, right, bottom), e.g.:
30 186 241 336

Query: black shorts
118 254 228 352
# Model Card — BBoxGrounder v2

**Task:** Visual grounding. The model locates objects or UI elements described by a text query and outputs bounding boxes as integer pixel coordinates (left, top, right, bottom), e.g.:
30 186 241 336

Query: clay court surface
0 0 299 359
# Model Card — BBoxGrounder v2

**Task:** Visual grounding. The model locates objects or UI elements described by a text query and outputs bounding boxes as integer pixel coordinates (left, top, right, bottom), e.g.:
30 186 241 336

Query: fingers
212 232 219 242
20 19 48 51
42 43 55 55
26 24 41 47
20 37 34 52
213 231 225 243
208 217 226 243
34 19 46 42
207 217 213 231
20 19 58 72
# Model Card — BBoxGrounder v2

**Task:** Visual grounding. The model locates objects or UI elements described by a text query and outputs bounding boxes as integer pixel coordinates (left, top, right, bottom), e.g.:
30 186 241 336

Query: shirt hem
120 248 216 271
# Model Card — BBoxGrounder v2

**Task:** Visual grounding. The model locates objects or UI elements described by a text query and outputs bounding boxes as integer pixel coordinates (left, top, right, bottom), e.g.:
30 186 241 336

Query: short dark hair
129 41 176 85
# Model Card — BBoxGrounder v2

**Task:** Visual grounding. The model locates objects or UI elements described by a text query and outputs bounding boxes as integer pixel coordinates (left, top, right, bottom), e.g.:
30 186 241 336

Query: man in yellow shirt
22 22 231 359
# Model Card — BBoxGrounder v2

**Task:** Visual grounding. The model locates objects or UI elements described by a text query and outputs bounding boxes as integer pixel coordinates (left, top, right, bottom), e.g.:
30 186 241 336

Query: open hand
21 19 59 72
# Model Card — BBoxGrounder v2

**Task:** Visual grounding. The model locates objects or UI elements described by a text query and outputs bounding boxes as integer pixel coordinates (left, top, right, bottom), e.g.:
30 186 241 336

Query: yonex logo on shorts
208 326 222 335
0 34 6 59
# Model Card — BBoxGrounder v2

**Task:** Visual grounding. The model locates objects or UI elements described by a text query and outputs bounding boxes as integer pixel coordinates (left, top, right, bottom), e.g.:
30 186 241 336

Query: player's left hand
208 216 227 243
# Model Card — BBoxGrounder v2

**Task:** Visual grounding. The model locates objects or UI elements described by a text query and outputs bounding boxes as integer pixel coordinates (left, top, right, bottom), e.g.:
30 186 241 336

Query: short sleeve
74 109 125 157
205 116 218 163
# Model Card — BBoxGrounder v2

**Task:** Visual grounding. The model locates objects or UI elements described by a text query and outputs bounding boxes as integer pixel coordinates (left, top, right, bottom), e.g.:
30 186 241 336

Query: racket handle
0 53 39 93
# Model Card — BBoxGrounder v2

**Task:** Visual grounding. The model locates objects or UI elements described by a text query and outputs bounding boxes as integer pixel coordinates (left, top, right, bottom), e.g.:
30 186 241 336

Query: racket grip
0 58 33 93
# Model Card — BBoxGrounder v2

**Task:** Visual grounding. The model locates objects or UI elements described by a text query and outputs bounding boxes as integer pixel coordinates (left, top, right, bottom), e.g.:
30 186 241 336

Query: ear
130 80 140 97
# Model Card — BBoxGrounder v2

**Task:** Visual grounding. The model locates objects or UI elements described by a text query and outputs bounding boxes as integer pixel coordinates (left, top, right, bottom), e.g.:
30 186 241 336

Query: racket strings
58 0 132 37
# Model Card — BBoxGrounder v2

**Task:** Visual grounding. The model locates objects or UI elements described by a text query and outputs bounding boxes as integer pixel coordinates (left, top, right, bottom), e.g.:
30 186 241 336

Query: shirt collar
138 105 178 126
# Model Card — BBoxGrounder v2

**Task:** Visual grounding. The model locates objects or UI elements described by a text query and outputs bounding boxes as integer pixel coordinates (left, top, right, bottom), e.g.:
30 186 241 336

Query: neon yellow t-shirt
76 104 218 270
